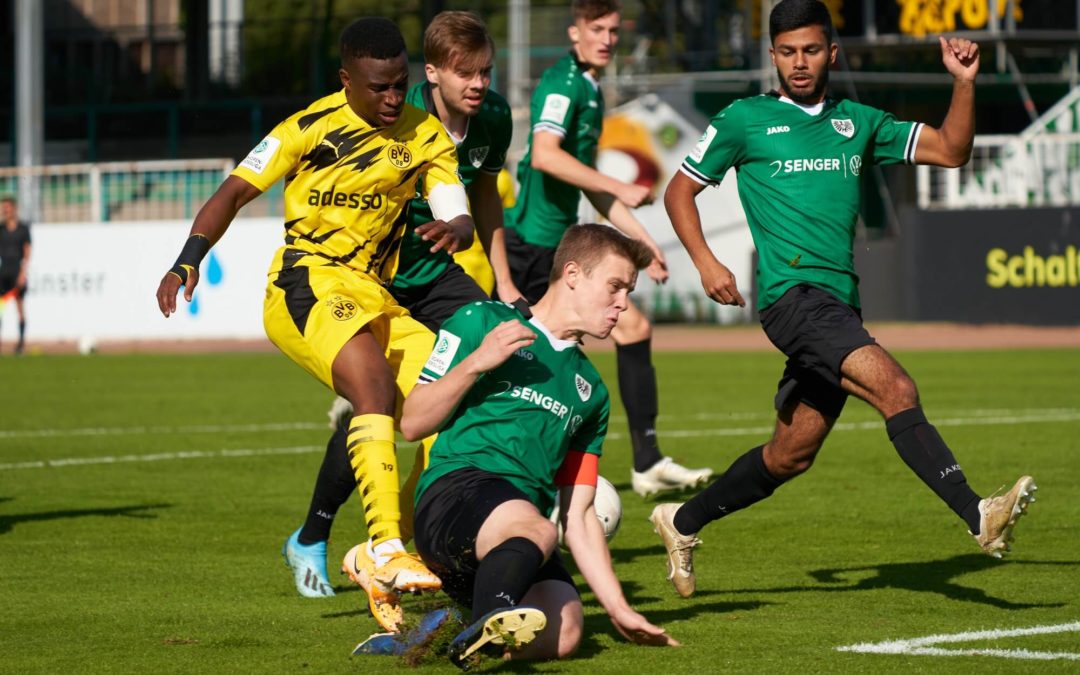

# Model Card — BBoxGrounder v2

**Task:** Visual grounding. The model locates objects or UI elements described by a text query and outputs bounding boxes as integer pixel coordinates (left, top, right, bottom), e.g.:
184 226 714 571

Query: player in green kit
504 0 712 498
653 0 1037 599
393 224 678 667
281 13 521 624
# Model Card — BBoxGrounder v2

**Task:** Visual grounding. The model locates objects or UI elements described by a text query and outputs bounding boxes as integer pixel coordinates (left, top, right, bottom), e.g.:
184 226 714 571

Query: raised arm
156 175 262 317
664 172 745 307
914 36 979 168
400 320 536 441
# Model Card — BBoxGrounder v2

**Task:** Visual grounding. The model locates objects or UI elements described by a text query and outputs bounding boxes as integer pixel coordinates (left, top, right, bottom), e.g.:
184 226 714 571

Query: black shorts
0 273 26 299
413 467 577 609
759 284 876 419
503 228 556 305
389 262 488 332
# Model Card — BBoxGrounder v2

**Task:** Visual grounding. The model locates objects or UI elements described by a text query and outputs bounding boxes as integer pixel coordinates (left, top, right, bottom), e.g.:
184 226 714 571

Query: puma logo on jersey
318 138 342 158
767 125 790 135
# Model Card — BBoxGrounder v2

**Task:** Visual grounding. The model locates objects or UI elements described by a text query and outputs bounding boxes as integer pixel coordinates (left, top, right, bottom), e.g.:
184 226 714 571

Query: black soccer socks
470 537 545 622
298 425 356 545
887 407 982 533
616 339 664 472
673 445 785 535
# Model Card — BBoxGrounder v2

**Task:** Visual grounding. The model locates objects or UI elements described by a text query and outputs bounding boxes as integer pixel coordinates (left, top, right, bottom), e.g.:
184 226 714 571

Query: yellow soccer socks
347 413 401 545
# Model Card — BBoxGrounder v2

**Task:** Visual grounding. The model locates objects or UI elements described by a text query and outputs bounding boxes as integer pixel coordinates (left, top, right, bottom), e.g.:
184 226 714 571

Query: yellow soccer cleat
374 551 443 594
342 543 404 633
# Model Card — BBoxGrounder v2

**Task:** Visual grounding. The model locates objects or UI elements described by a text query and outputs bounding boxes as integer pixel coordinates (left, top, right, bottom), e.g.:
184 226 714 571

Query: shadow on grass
0 502 171 535
722 554 1071 609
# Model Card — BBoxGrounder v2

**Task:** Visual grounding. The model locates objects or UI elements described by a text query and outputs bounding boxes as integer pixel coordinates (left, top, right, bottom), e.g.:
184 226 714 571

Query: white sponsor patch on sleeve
689 126 717 163
539 94 571 126
424 330 462 376
239 136 282 175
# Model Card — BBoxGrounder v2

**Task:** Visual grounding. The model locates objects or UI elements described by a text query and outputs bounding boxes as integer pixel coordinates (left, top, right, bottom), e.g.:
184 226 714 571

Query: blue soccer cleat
352 607 463 656
448 606 546 670
282 527 335 598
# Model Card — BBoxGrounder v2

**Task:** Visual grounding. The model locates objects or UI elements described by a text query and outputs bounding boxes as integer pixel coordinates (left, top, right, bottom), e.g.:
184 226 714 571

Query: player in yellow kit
154 17 472 630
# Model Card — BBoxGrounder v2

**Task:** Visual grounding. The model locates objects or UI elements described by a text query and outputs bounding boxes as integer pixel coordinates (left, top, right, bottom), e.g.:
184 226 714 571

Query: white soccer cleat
972 476 1037 558
649 503 701 598
632 457 713 497
327 395 354 429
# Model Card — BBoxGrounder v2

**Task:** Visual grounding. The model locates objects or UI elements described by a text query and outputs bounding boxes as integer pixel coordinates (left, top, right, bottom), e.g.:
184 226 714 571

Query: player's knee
555 617 582 658
889 376 919 408
614 310 651 342
765 441 821 478
529 518 559 557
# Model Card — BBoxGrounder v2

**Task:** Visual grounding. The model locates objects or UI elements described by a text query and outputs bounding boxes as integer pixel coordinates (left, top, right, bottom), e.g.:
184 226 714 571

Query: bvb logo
329 296 358 321
387 143 413 169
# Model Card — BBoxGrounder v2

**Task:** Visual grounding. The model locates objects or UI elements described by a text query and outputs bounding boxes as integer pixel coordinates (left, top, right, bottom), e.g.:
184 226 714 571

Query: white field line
0 445 322 471
3 407 1075 441
1 407 1077 472
0 421 325 440
837 622 1080 661
607 408 1080 440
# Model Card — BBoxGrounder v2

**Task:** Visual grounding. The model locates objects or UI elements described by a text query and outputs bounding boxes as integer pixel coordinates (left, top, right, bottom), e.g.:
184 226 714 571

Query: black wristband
168 234 211 285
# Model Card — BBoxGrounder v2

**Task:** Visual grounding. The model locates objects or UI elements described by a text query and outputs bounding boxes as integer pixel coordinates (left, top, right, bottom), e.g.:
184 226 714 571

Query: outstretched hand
939 36 979 82
610 607 680 647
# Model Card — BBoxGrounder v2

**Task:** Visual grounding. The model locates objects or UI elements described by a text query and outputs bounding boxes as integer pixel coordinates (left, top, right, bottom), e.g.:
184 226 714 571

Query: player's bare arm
913 36 979 168
156 175 262 317
531 131 652 208
469 172 522 301
664 172 745 307
584 189 668 283
559 483 679 647
400 320 536 440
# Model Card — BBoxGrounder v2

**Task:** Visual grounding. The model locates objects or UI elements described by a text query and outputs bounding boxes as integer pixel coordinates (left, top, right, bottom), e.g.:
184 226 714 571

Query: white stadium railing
0 159 235 223
917 135 1080 210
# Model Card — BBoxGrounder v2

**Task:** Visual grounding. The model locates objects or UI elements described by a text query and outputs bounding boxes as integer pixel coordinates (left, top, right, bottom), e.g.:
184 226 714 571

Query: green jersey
391 83 513 290
506 53 605 249
681 93 922 310
414 301 610 516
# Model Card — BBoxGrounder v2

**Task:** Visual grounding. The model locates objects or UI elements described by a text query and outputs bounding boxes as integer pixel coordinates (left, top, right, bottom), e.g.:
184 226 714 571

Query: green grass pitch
1 348 1078 672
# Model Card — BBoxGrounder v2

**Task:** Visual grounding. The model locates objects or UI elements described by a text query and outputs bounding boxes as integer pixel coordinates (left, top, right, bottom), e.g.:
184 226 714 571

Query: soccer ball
549 475 622 547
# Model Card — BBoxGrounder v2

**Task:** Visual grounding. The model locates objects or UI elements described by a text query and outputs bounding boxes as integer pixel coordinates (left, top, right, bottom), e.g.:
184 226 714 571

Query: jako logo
767 125 790 135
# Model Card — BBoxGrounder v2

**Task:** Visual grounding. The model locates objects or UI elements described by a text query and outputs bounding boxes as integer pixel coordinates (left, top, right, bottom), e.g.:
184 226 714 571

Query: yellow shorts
453 237 495 296
263 254 434 418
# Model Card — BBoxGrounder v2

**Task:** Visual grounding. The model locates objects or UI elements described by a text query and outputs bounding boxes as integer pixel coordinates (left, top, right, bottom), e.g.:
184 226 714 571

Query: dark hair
549 223 653 284
340 17 406 63
769 0 834 44
0 195 14 205
424 11 494 72
572 0 622 23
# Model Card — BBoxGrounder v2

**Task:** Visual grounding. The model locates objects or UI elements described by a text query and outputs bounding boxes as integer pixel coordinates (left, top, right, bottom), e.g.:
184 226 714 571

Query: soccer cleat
972 476 1038 558
281 528 335 598
632 457 713 497
327 395 353 429
352 607 463 656
650 503 701 598
448 607 547 670
375 551 443 594
343 543 404 633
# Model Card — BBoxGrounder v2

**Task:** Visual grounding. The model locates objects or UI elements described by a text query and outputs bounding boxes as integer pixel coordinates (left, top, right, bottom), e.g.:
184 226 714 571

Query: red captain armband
554 451 598 487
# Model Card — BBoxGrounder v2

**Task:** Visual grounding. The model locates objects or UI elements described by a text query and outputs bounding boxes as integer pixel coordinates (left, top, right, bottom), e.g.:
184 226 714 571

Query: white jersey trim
528 315 579 352
679 163 716 186
906 122 925 164
533 122 567 138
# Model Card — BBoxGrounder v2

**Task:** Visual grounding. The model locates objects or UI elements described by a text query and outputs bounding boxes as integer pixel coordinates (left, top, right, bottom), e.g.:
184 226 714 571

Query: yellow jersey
232 89 462 282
